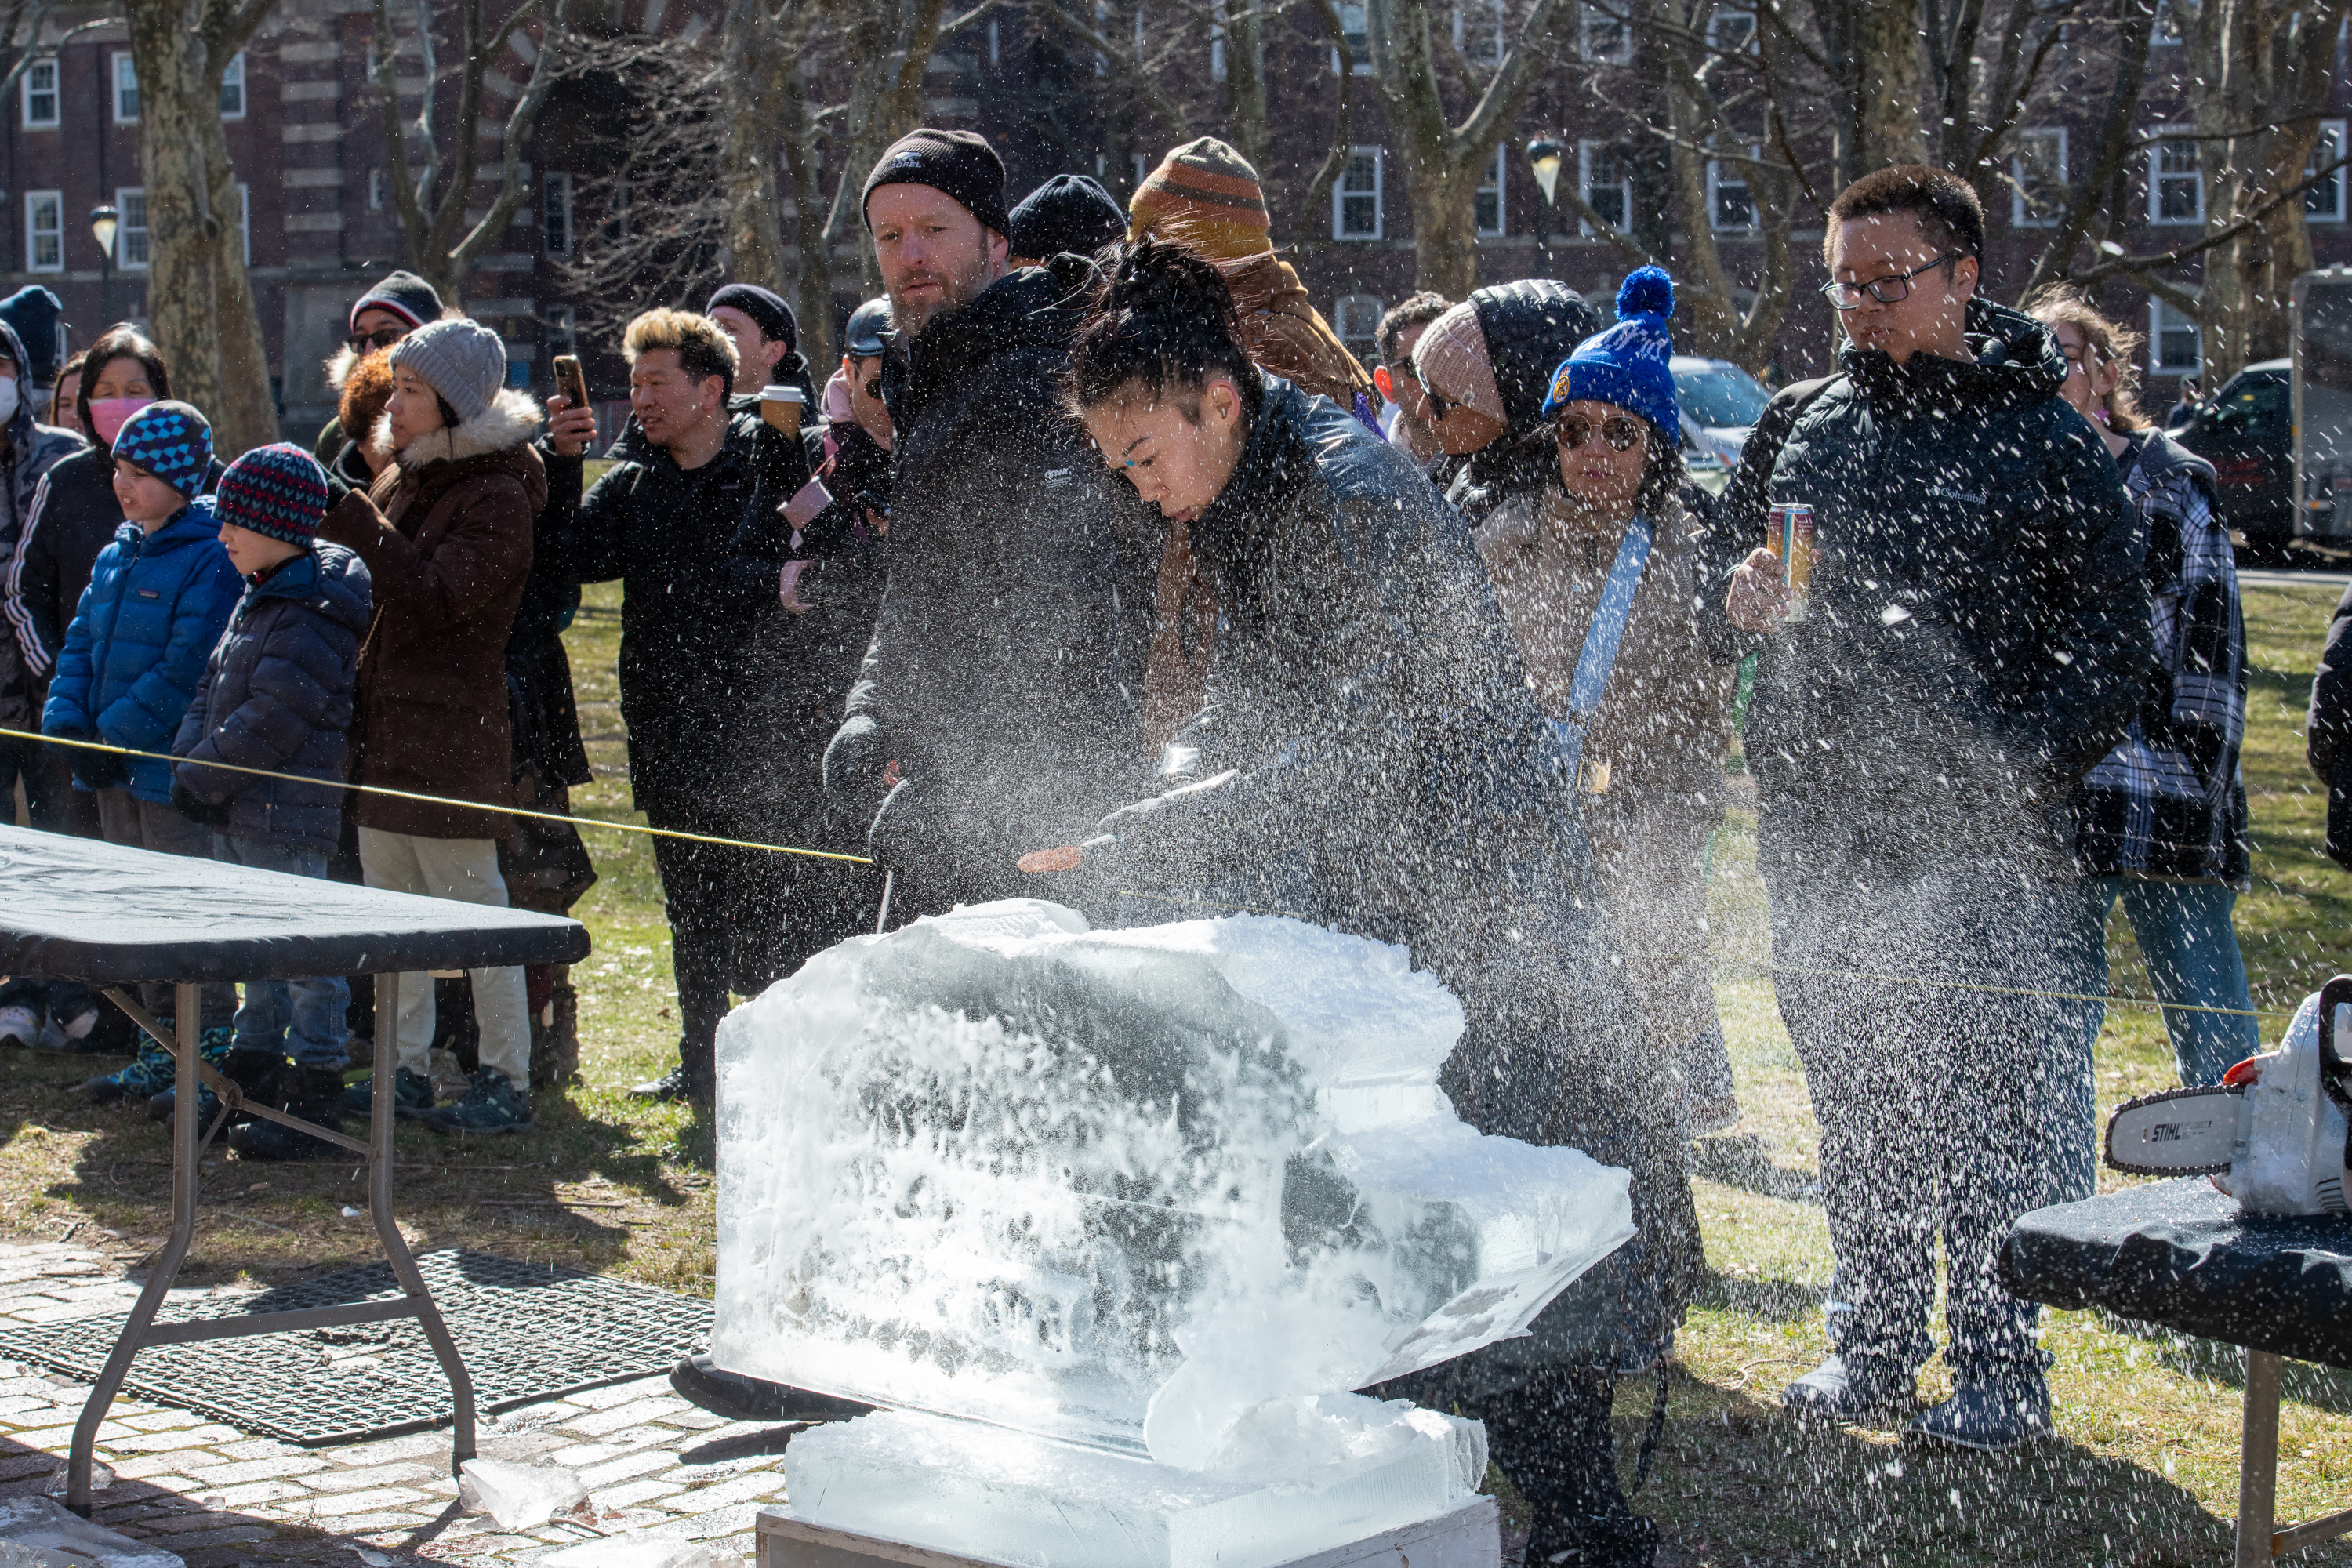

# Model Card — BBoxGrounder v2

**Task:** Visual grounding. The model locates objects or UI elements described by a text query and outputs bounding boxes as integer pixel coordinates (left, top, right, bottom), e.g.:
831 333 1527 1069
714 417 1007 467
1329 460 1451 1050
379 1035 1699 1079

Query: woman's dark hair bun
1066 237 1264 419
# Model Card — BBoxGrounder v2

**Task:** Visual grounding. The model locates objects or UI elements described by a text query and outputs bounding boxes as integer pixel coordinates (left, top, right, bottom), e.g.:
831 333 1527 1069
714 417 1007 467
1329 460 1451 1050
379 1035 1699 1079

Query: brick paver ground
0 1240 782 1564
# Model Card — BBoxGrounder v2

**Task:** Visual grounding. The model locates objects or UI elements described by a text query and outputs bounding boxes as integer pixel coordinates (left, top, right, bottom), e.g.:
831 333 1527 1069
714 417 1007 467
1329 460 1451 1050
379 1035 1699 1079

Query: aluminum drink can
1772 502 1814 622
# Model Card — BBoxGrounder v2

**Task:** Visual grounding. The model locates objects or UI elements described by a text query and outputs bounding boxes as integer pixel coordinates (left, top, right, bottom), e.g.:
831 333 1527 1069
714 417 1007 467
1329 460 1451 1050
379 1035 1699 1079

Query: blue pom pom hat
1541 265 1680 437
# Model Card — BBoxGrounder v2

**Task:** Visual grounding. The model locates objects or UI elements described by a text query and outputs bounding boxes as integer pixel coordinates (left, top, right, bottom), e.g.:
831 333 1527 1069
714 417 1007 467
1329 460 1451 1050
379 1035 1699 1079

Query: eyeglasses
345 327 406 354
1557 412 1644 452
1818 252 1962 310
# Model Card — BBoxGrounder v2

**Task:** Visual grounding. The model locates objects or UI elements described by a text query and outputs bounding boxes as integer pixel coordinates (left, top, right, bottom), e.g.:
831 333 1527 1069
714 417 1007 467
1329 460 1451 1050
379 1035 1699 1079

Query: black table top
2003 1178 2352 1370
0 824 589 983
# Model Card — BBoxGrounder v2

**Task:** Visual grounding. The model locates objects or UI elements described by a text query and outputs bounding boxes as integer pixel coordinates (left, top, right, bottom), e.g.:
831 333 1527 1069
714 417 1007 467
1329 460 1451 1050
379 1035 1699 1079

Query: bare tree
371 0 578 306
122 0 278 455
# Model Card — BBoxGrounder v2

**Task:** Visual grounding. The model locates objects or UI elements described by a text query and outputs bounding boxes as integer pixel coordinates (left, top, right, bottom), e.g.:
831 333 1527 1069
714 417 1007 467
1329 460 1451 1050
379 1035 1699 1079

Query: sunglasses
861 376 883 401
1414 368 1463 422
345 327 406 354
1556 412 1644 452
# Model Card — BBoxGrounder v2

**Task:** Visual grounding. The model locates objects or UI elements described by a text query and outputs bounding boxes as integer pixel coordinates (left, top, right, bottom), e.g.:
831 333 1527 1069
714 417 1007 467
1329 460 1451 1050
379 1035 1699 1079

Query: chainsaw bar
2105 1084 2242 1176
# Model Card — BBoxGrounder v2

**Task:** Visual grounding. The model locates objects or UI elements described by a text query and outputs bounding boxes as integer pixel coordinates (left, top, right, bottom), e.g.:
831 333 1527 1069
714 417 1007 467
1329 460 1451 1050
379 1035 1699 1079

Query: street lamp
1525 139 1565 255
89 204 118 323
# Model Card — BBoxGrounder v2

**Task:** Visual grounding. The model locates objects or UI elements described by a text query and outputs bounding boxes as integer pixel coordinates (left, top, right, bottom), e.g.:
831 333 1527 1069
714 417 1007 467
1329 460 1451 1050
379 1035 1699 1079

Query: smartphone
552 354 588 411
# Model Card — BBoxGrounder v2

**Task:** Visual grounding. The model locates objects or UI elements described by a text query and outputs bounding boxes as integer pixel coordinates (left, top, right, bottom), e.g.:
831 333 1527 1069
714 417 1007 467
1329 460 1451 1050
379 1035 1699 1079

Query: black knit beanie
1007 174 1127 261
1470 279 1599 436
349 269 445 333
862 129 1011 239
707 284 800 354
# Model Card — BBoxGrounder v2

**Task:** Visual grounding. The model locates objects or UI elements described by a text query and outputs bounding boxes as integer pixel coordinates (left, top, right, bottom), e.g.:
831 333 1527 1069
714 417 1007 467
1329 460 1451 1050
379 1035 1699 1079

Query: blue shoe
1782 1355 1915 1423
341 1067 436 1120
1904 1377 2051 1451
421 1069 532 1134
80 1024 232 1105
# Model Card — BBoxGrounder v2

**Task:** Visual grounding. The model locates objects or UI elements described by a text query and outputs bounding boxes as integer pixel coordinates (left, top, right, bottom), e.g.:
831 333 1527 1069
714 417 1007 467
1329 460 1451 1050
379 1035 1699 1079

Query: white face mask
0 378 22 429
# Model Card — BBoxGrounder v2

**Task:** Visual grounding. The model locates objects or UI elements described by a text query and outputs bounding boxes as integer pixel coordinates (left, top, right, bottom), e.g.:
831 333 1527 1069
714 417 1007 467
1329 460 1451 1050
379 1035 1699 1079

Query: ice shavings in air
712 898 1633 1461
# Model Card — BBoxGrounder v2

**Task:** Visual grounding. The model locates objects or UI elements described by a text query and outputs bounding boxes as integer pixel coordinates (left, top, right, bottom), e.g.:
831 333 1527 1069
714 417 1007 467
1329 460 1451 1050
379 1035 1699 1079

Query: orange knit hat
1127 137 1272 263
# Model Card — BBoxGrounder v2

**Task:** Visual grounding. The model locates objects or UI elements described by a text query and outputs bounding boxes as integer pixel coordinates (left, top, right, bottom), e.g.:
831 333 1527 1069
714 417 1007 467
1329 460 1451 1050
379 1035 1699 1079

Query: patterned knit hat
216 444 331 547
1127 137 1272 262
111 400 212 500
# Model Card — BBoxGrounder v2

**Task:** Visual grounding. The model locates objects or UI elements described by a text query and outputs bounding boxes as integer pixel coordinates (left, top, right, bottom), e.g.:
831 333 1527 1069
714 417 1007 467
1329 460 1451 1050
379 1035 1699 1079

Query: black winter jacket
826 261 1138 903
1704 299 2154 878
0 315 86 726
542 408 810 833
1081 380 1701 1370
171 543 372 854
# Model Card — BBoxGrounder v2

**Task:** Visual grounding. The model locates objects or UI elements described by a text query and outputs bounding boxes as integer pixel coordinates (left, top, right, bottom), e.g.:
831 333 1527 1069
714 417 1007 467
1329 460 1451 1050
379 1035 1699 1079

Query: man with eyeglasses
311 270 445 467
1705 165 2151 1452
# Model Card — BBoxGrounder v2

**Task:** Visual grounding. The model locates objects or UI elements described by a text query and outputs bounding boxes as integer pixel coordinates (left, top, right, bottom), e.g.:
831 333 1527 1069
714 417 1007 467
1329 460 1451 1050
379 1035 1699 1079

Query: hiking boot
422 1068 532 1134
669 1355 875 1425
340 1067 437 1120
1782 1355 1916 1423
147 1039 275 1126
629 1064 691 1102
230 1065 350 1161
0 1005 38 1050
1904 1377 2052 1452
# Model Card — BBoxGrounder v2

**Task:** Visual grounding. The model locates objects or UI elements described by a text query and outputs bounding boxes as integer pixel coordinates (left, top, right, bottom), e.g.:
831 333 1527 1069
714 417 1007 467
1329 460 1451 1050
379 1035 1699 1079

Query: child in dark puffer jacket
170 445 373 1160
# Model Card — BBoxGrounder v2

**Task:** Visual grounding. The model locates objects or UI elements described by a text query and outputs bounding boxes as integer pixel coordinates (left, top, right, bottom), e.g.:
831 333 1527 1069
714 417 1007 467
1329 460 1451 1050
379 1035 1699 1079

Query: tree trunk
125 0 278 455
1852 0 1926 173
1405 160 1481 296
776 52 837 368
721 0 794 294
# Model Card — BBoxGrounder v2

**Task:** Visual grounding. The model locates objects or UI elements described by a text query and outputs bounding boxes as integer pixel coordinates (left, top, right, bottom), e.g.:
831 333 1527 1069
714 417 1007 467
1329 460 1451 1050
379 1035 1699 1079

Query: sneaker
0 1005 38 1049
230 1065 350 1161
81 1021 227 1105
422 1069 532 1134
629 1064 691 1102
35 1000 105 1053
1904 1378 2051 1452
669 1355 876 1425
340 1067 437 1120
1782 1354 1916 1423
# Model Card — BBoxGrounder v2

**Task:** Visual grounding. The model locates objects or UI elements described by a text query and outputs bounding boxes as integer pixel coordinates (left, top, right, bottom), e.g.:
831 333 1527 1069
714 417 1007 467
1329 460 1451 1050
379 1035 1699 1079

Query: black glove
74 738 126 790
822 716 887 807
169 781 231 827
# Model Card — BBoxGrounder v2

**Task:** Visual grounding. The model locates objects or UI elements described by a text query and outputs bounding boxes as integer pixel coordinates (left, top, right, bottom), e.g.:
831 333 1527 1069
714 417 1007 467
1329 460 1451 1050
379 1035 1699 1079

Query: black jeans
650 832 794 1097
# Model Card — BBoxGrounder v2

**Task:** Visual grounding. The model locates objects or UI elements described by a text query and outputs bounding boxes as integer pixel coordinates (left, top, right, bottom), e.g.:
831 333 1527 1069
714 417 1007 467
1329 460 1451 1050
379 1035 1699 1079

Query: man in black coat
822 129 1138 914
1706 167 2151 1450
543 308 812 1104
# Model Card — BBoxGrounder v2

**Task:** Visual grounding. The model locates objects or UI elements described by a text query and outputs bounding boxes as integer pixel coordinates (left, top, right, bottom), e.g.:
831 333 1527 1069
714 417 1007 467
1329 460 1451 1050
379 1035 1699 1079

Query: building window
2011 127 2066 227
112 52 138 122
1335 293 1383 359
1334 146 1383 240
2150 134 2202 224
220 51 245 118
368 169 387 211
235 182 249 264
2151 297 2201 375
117 188 149 270
1707 8 1756 53
546 304 577 359
1581 4 1631 62
1579 140 1631 234
2309 119 2346 223
1475 143 1507 237
2153 0 2182 43
1134 3 1146 50
24 192 61 273
21 59 57 129
1708 147 1755 230
1333 2 1370 72
1210 5 1225 79
1452 0 1505 67
988 17 1000 64
1133 152 1149 191
604 183 631 241
545 171 572 257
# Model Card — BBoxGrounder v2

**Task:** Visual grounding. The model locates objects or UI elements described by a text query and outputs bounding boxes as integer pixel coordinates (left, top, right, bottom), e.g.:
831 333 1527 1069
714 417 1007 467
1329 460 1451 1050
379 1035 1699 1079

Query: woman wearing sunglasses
1476 267 1741 1142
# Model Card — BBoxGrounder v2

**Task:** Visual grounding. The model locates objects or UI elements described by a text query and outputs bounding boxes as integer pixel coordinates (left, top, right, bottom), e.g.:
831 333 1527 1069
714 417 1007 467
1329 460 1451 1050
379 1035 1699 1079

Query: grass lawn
0 575 2347 1563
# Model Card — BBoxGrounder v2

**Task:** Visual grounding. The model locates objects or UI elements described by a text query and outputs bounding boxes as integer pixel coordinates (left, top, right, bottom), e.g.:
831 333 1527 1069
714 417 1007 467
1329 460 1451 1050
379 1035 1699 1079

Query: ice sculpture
713 901 1634 1563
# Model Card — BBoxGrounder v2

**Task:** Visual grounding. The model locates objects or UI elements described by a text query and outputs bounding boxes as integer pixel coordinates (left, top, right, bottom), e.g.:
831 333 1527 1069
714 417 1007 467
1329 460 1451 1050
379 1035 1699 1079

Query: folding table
2005 1177 2352 1566
0 823 589 1514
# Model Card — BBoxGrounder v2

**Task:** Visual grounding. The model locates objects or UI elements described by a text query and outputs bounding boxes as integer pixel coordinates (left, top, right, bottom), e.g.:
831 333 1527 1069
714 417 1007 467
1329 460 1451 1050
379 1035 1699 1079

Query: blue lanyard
1550 514 1655 783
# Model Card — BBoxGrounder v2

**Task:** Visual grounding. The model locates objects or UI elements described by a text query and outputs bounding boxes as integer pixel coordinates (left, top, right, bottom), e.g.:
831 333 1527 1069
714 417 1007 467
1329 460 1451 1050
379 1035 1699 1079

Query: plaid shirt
2071 430 2249 885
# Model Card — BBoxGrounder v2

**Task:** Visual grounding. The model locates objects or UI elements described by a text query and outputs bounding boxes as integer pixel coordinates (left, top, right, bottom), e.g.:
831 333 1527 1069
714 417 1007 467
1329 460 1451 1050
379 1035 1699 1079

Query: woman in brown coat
319 316 545 1134
1475 269 1742 1138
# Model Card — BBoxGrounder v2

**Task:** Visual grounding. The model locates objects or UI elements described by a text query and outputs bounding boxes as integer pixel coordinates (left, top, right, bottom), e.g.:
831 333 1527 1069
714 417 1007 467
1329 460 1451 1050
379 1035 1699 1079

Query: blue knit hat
216 443 331 547
1542 267 1679 434
111 400 212 501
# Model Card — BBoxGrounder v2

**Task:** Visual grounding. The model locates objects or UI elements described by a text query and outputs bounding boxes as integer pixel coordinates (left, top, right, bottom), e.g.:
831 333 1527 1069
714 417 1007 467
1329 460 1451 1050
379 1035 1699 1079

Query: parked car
2176 359 2294 561
1671 355 1773 476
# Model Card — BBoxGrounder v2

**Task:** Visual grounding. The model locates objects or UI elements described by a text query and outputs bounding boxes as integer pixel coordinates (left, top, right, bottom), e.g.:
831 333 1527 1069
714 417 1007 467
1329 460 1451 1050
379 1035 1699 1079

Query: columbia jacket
1704 299 2154 877
171 543 373 853
42 502 243 801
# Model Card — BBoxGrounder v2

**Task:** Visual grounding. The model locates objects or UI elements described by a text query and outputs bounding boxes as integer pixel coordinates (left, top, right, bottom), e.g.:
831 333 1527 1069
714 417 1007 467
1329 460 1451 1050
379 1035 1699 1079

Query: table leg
2239 1348 2285 1567
364 973 477 1477
66 982 202 1516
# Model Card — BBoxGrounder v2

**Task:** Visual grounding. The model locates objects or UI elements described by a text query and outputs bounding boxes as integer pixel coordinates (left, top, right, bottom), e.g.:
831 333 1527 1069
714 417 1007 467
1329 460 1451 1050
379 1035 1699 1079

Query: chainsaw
2104 975 2352 1218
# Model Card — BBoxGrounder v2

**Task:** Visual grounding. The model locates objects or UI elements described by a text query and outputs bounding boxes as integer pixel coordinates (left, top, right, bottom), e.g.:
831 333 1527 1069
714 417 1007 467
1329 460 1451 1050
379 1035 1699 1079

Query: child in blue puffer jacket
169 445 372 1159
42 401 242 1032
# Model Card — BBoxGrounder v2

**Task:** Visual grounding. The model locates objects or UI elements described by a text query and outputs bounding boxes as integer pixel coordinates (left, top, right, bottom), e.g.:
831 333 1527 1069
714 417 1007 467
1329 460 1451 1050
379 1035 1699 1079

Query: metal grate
0 1249 712 1446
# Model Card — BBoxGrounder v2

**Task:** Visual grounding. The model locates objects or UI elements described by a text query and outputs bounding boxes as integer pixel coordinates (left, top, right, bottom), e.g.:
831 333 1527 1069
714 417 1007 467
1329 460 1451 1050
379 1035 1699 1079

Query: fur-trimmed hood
377 386 543 471
324 341 362 394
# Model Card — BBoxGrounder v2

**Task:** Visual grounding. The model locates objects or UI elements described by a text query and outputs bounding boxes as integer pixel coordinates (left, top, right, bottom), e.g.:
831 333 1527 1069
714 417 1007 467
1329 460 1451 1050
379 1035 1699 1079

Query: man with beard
822 129 1136 915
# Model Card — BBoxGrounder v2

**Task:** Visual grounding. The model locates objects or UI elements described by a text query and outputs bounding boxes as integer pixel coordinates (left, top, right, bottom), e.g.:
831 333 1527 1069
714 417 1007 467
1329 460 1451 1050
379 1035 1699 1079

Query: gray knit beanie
387 318 506 426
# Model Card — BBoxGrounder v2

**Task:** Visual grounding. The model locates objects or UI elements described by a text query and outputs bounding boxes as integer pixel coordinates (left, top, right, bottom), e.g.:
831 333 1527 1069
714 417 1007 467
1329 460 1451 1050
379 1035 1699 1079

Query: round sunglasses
1556 412 1645 452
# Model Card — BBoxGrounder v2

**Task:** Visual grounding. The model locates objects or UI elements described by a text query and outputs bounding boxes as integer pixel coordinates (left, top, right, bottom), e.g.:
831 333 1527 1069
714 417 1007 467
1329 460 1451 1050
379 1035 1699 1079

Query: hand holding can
1770 502 1814 622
